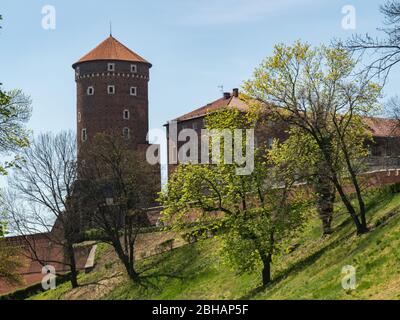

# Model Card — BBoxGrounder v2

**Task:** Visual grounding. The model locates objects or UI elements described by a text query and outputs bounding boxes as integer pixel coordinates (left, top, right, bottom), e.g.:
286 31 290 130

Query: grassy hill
29 187 400 300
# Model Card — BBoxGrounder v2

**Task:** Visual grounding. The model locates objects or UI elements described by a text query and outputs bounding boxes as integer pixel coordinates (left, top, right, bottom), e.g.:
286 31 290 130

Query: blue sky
1 0 399 182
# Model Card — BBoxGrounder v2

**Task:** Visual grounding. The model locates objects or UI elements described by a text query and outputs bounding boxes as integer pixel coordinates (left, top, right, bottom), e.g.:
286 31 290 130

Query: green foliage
0 89 32 175
161 108 309 283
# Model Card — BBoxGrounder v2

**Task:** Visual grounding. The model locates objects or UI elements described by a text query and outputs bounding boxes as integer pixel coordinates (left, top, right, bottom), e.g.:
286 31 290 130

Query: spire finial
109 21 112 37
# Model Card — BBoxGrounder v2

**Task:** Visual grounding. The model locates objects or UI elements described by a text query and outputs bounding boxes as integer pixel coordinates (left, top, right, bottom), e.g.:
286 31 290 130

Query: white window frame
81 128 87 142
130 87 137 96
123 109 130 120
108 85 115 95
108 63 115 72
87 86 94 96
123 127 130 139
131 64 137 73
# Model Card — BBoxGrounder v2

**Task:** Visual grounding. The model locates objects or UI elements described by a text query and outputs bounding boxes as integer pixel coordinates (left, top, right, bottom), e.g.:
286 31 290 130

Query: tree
345 0 400 81
2 131 81 288
77 133 158 282
0 89 31 175
267 127 335 235
160 109 307 286
0 212 23 285
243 42 381 235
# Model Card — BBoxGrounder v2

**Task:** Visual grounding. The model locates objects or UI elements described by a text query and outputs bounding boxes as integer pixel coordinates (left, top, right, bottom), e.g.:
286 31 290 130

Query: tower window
81 128 87 142
108 63 115 72
131 64 137 73
78 112 81 123
108 85 115 95
130 87 137 96
87 86 94 96
123 109 130 120
123 127 130 140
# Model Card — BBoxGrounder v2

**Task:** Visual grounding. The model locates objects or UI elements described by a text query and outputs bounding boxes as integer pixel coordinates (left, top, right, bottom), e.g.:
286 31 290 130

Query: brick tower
72 35 152 153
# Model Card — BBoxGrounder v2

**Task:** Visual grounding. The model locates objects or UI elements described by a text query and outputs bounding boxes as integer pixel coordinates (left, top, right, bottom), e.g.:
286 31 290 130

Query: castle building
166 89 400 177
72 35 152 155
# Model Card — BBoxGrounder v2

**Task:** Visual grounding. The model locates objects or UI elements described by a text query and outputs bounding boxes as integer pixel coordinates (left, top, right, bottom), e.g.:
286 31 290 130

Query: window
123 109 130 120
78 112 81 122
75 67 80 76
192 123 198 130
130 87 137 96
108 85 115 95
131 64 137 73
81 128 87 142
123 127 130 139
87 86 94 96
108 63 115 72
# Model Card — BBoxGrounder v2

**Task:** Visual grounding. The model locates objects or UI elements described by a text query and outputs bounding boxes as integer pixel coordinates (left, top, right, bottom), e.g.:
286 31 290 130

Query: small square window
192 123 198 130
130 87 137 96
87 86 94 96
81 129 87 142
131 64 137 73
123 109 130 120
108 85 115 95
108 63 115 72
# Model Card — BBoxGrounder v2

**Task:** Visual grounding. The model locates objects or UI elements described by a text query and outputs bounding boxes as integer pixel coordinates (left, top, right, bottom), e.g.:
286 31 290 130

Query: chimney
232 88 239 97
223 92 231 99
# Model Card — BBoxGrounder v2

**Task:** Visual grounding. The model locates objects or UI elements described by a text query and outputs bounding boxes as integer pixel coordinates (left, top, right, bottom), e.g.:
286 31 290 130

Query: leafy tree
161 109 308 286
243 41 380 235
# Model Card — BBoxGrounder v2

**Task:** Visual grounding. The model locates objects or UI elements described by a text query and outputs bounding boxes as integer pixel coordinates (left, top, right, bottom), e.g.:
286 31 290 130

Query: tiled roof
170 95 400 138
363 117 400 137
73 36 150 67
172 95 248 122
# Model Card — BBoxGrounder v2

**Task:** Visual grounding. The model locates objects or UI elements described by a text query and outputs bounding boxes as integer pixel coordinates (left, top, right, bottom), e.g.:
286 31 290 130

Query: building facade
166 89 400 177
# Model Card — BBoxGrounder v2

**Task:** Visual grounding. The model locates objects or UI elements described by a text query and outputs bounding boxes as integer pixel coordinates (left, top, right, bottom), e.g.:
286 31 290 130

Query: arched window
123 127 130 140
123 109 130 120
131 64 137 73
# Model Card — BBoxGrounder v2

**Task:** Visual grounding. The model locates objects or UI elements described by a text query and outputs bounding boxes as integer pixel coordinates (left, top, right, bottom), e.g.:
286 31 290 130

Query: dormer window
130 87 137 96
87 86 94 96
108 63 115 72
123 109 130 120
108 85 115 95
131 64 137 73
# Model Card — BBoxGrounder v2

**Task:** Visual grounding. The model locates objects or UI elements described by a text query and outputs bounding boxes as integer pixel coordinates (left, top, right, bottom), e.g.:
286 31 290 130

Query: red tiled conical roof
73 36 151 67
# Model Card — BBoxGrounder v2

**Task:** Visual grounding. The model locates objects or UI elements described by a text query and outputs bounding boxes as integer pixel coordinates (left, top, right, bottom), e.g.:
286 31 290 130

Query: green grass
29 188 400 300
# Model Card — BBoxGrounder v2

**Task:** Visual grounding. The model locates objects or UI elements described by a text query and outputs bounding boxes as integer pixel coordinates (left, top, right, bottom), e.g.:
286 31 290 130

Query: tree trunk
314 162 335 236
260 254 272 286
66 243 79 288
